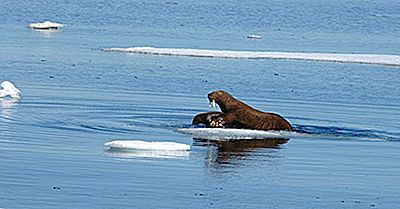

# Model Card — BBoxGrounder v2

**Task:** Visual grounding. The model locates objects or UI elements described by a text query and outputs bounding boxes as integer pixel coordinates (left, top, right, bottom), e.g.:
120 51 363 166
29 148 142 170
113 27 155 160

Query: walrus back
235 108 293 131
260 113 293 131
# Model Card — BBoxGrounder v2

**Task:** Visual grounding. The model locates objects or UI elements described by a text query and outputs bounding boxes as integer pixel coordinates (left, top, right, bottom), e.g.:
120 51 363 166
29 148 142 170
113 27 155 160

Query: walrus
192 90 293 131
192 111 243 128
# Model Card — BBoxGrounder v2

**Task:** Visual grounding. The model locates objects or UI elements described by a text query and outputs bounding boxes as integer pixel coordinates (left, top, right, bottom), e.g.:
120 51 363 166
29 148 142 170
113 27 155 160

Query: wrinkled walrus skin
192 90 293 131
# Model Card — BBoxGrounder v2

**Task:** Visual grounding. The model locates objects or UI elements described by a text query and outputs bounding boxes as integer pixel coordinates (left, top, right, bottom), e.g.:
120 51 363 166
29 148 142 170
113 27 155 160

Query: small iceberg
27 21 64 30
247 34 262 39
0 81 21 99
104 140 191 151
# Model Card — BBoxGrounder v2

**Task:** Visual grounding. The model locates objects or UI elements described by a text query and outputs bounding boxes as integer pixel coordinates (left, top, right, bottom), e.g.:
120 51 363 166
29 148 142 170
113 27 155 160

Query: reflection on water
195 138 288 166
0 98 19 119
32 29 60 38
104 148 190 160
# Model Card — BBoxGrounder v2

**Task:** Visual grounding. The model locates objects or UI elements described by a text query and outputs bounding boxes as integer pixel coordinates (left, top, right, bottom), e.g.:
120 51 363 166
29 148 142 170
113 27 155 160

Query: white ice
104 140 191 151
103 47 400 66
0 81 22 99
176 128 387 141
104 149 190 159
176 128 297 140
27 21 64 30
247 34 262 39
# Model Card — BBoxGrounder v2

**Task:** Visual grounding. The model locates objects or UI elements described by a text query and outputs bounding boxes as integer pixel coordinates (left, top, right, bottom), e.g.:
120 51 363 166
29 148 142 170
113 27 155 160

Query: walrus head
208 90 238 112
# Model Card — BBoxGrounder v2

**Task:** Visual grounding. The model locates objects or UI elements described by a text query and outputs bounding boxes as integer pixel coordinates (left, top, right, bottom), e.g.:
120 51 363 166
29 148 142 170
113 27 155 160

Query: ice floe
176 128 391 141
28 21 64 30
247 34 262 39
0 81 21 99
176 128 297 140
103 47 400 66
104 140 191 151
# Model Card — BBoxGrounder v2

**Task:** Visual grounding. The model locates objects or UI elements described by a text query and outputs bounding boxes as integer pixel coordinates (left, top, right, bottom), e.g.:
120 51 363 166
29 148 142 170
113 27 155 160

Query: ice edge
103 47 400 66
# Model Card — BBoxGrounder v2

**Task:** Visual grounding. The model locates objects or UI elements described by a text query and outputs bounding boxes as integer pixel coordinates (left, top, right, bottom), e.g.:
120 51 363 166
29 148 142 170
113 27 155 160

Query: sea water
1 0 400 208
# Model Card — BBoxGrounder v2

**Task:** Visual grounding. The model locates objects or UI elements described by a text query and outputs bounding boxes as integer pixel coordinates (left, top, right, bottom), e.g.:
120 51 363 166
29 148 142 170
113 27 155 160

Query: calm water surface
1 0 400 208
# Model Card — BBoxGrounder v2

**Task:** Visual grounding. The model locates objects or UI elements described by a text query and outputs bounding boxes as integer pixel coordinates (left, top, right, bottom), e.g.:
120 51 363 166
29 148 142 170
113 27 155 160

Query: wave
175 127 400 141
103 47 400 66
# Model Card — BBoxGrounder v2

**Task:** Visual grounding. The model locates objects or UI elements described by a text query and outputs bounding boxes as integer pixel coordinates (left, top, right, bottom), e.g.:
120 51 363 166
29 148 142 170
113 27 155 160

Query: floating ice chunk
0 81 22 99
104 149 190 159
28 21 64 30
247 34 262 39
176 128 391 141
176 128 296 140
104 140 191 151
103 46 400 66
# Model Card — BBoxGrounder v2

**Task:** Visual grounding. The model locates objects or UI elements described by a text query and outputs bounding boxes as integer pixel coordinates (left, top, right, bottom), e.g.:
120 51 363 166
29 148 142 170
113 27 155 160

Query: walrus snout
207 92 218 108
207 93 214 102
208 90 228 108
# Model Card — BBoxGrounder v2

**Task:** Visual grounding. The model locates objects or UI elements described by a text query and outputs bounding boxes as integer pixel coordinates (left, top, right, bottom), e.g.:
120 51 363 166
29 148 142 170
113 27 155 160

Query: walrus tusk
208 99 216 108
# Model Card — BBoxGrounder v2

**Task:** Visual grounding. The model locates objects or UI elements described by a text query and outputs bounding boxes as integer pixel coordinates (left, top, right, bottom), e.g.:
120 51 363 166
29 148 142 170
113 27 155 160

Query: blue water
1 0 400 208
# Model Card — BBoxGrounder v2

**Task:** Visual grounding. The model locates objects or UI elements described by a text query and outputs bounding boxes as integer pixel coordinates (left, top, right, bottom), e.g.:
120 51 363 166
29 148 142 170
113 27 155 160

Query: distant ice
0 81 21 99
247 34 262 39
103 47 400 66
28 21 64 30
104 140 191 151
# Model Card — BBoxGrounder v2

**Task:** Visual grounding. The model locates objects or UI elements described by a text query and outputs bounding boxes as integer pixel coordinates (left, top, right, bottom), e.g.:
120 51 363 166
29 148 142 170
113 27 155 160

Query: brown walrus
192 111 245 129
192 90 293 131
